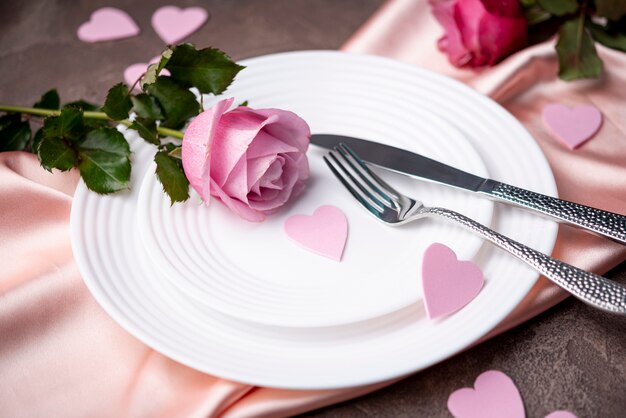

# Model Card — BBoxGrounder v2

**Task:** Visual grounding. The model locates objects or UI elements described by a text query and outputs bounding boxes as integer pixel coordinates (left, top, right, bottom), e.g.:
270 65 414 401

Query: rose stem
0 105 184 139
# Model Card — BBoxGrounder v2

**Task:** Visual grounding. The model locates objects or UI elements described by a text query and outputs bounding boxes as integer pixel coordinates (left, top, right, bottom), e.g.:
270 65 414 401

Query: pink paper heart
422 243 484 319
123 56 170 89
448 370 525 418
545 411 578 418
284 205 348 261
151 6 208 44
542 103 602 150
77 7 140 43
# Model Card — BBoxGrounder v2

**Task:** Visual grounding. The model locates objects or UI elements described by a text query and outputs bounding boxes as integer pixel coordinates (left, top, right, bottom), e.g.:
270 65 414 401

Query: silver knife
311 133 626 245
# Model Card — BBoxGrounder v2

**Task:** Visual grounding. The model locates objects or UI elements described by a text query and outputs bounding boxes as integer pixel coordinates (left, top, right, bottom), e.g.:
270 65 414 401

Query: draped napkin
2 1 626 417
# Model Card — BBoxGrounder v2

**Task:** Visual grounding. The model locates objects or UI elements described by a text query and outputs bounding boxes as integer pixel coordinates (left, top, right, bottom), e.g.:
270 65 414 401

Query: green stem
0 105 184 139
0 105 60 117
572 0 589 74
154 125 184 140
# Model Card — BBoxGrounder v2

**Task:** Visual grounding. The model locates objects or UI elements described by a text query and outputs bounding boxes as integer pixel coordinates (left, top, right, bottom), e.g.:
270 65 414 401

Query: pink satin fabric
2 1 626 417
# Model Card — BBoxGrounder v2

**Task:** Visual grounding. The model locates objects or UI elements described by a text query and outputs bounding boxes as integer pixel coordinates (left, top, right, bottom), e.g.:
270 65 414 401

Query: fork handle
481 182 626 245
424 207 626 314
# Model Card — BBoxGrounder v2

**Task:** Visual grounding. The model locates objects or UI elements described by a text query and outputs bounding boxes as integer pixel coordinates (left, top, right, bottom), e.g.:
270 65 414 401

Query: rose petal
248 156 284 196
220 154 249 203
211 108 307 188
254 187 281 202
481 0 523 17
259 164 284 191
182 97 233 202
246 129 299 159
210 178 265 222
246 154 278 195
290 178 307 199
248 155 300 212
430 0 472 66
210 109 266 187
290 152 310 182
478 11 527 65
251 108 311 153
454 0 485 65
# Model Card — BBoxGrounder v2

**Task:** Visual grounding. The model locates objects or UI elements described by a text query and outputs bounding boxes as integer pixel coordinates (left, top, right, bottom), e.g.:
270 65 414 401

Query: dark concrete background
1 1 625 417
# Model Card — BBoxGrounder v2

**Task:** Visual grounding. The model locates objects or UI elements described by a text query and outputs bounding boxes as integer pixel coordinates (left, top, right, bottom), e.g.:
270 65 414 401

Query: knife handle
483 182 626 245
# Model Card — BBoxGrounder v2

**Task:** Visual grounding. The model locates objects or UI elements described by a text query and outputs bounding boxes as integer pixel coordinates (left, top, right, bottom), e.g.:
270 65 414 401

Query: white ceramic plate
136 89 494 327
71 51 558 389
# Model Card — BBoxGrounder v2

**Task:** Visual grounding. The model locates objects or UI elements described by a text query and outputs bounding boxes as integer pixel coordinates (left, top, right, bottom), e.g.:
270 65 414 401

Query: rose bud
430 0 527 67
182 97 311 222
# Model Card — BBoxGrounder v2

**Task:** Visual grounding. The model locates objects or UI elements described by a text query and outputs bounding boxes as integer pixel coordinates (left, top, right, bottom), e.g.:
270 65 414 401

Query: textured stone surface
304 293 626 418
2 1 625 417
0 0 382 104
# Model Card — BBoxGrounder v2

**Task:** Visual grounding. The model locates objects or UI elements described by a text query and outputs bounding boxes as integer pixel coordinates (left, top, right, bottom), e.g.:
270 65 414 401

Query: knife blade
311 134 495 192
311 133 626 245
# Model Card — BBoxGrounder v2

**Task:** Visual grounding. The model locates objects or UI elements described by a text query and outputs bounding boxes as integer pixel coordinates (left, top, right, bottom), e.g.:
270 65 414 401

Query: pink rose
182 98 310 222
431 0 527 67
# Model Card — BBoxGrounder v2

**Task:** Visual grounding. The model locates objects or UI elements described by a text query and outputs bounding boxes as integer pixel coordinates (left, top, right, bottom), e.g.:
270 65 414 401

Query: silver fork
324 143 626 314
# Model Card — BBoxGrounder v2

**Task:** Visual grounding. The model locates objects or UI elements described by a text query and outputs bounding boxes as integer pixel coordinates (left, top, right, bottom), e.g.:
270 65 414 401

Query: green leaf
556 18 603 80
589 21 626 51
38 136 77 171
595 0 626 20
238 100 249 107
141 64 160 90
32 128 44 153
0 114 18 131
156 48 173 72
168 146 182 159
34 89 60 110
102 83 132 121
62 100 106 128
37 108 86 168
146 76 199 129
537 0 578 16
154 150 189 203
0 113 31 151
77 127 131 193
165 44 245 95
131 93 164 120
129 117 159 145
43 107 85 143
524 6 553 25
141 48 173 90
63 100 100 111
83 118 108 129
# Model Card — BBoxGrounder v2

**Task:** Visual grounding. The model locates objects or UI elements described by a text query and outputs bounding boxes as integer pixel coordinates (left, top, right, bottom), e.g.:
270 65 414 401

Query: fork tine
323 152 386 217
328 149 393 210
335 144 394 207
339 143 402 200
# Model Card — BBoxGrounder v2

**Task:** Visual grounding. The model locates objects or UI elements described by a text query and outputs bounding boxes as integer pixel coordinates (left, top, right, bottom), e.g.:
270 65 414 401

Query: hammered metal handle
484 183 626 245
425 207 626 314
